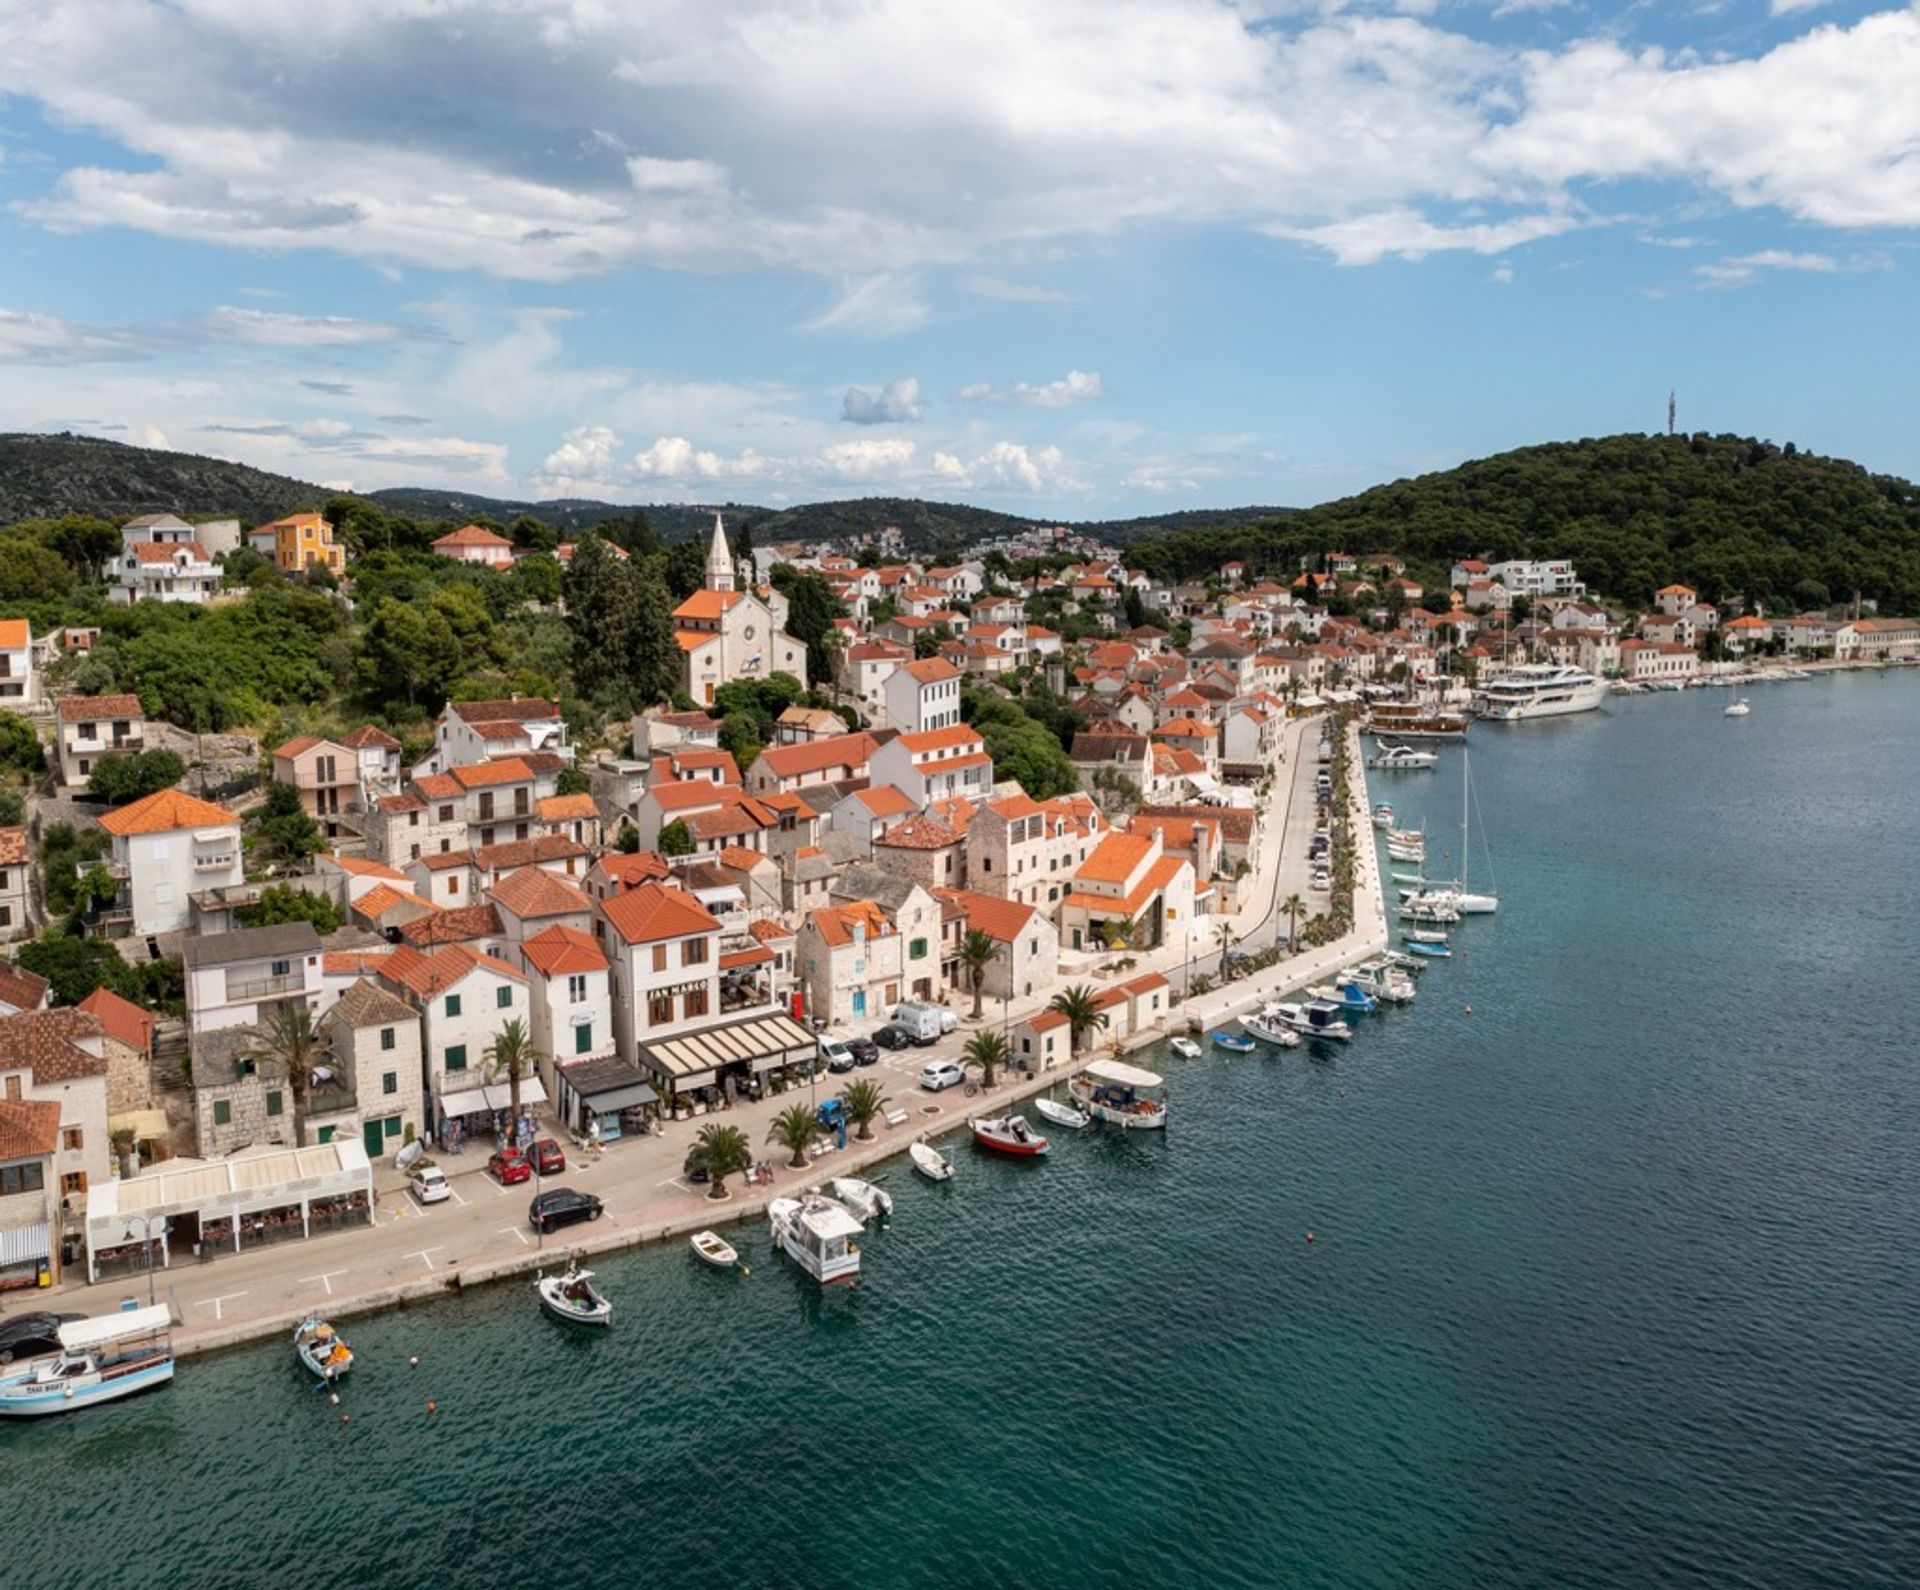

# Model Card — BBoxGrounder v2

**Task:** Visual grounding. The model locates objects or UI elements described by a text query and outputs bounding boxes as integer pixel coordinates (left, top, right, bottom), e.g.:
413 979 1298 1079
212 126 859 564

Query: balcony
224 971 308 1002
193 848 239 872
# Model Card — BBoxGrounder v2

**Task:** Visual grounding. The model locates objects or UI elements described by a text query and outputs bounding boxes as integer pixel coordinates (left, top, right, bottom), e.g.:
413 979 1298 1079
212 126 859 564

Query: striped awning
0 1222 51 1266
636 1011 817 1092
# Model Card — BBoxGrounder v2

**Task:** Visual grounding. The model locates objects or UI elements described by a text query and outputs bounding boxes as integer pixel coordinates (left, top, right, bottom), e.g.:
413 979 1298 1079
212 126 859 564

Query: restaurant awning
109 1108 172 1142
437 1077 551 1118
636 1010 818 1093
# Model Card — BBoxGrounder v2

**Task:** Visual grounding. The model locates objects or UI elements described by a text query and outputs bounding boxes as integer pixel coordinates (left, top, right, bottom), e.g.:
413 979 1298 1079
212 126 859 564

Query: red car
525 1138 566 1176
487 1148 531 1186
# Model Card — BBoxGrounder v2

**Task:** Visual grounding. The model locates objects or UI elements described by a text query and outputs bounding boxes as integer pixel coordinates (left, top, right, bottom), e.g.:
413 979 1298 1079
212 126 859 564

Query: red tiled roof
77 986 154 1053
600 881 720 945
448 757 533 790
340 724 401 750
0 960 48 1013
97 788 237 836
0 827 26 867
877 815 960 850
932 887 1038 942
56 693 143 723
757 733 878 780
398 905 503 947
808 900 894 948
488 867 591 919
0 1098 61 1161
433 524 513 548
519 923 607 977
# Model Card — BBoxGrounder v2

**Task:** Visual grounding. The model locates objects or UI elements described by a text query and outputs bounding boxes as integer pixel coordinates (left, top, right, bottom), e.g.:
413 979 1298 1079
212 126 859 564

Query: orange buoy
1305 1231 1315 1244
427 1400 438 1414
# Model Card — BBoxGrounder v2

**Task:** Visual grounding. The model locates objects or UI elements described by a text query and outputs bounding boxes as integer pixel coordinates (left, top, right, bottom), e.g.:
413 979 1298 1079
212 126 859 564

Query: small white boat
1270 1000 1354 1041
0 1307 175 1418
1241 1005 1303 1049
1370 743 1439 771
829 1177 895 1222
689 1230 739 1268
293 1318 353 1381
1724 698 1750 717
1034 1096 1092 1130
969 1113 1051 1157
1168 1035 1201 1060
536 1264 613 1326
770 1195 863 1286
910 1140 955 1182
1068 1059 1168 1129
1405 927 1450 944
1372 802 1395 829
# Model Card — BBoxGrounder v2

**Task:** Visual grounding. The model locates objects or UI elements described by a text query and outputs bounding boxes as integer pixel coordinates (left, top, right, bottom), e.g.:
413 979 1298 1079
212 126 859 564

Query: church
672 515 808 705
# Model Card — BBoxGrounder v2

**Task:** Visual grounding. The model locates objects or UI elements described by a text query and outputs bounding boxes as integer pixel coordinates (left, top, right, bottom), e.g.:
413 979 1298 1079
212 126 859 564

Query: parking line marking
500 1226 530 1247
195 1291 248 1322
298 1271 348 1297
412 1247 445 1271
445 1186 469 1207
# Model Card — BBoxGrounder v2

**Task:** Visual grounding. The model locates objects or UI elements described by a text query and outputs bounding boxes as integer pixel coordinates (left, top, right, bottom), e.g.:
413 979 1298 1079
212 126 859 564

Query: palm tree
1217 921 1239 978
840 1078 891 1142
485 1016 542 1124
1046 985 1107 1058
767 1102 818 1170
697 1124 751 1200
241 1002 329 1145
1282 893 1307 952
964 1028 1009 1088
958 928 998 1020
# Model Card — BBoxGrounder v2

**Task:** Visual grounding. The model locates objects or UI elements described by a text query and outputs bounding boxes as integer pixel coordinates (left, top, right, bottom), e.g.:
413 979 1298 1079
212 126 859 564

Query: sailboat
1423 747 1497 914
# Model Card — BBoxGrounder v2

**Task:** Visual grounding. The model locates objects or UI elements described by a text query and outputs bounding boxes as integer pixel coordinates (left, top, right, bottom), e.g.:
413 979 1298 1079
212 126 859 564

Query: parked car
488 1148 532 1186
0 1312 83 1365
1311 871 1332 891
525 1138 566 1176
820 1035 856 1073
847 1036 880 1066
409 1164 452 1204
919 1059 967 1092
682 1146 711 1184
871 1025 913 1051
529 1187 603 1234
891 1001 945 1045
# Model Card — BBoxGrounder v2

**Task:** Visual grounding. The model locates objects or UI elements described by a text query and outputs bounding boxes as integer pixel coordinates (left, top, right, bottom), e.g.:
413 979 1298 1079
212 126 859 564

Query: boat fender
1463 1005 1471 1016
65 1384 74 1399
427 1400 438 1414
329 1392 340 1406
409 1356 420 1369
1305 1231 1315 1244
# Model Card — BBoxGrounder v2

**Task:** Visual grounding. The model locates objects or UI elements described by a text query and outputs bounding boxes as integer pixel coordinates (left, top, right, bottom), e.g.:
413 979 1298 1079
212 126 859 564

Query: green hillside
1122 433 1920 612
0 432 332 526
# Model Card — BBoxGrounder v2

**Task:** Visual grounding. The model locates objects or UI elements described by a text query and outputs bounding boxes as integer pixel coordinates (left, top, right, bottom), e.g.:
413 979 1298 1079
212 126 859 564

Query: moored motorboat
293 1318 353 1381
1068 1058 1168 1129
969 1113 1051 1157
829 1177 894 1221
1034 1096 1091 1130
536 1264 613 1326
690 1230 739 1268
1724 698 1750 717
1405 927 1449 944
1211 1030 1258 1054
1346 961 1416 1003
910 1140 955 1182
1241 1004 1304 1048
1307 981 1379 1016
0 1307 175 1418
1372 802 1395 829
1270 1000 1354 1040
1168 1035 1202 1060
1369 742 1440 770
1401 939 1452 958
769 1195 863 1286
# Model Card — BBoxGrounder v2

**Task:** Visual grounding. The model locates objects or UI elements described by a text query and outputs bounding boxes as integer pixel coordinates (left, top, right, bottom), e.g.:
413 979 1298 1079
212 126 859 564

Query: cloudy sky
0 0 1915 516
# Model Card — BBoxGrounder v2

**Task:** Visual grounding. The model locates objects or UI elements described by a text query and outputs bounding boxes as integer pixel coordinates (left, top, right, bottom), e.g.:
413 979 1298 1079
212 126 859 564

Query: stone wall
102 1035 154 1119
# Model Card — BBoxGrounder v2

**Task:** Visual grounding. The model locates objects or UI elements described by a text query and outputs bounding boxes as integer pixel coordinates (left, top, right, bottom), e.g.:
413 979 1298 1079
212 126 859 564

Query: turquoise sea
6 672 1918 1590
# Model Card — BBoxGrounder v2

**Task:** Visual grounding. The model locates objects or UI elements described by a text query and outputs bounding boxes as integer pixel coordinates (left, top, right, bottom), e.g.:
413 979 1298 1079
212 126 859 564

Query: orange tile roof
97 787 237 836
676 629 720 653
325 855 408 880
748 916 795 945
489 866 591 919
0 618 29 650
648 779 739 812
720 946 775 971
77 986 156 1052
341 723 401 750
56 693 143 723
0 1097 61 1161
433 523 513 548
758 733 878 779
901 657 961 683
854 785 917 818
520 923 608 977
600 881 720 945
537 793 598 822
899 725 986 754
1024 1010 1069 1033
987 793 1044 820
0 827 26 867
130 540 209 564
1154 717 1214 738
1063 854 1188 918
449 757 533 789
0 960 47 1014
324 950 390 976
715 845 769 872
379 942 524 1000
588 852 672 890
932 887 1037 942
672 589 744 621
398 904 502 947
808 900 894 948
353 883 433 919
1075 831 1154 886
877 814 960 850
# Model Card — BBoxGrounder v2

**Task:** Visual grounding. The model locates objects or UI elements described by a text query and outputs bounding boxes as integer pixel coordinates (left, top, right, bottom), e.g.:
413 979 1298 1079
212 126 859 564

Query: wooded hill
1121 433 1920 614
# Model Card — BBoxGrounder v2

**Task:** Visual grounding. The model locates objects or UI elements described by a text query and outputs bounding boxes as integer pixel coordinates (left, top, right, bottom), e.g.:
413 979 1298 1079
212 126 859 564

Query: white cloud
961 275 1077 303
0 303 430 363
1490 262 1514 283
2 1 1911 286
819 437 917 477
1769 0 1833 14
841 377 923 424
1691 248 1888 287
960 369 1104 408
630 435 768 479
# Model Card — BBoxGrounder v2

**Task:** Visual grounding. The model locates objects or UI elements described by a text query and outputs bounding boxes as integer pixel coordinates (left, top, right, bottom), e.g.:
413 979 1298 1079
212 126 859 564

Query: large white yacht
1472 664 1607 721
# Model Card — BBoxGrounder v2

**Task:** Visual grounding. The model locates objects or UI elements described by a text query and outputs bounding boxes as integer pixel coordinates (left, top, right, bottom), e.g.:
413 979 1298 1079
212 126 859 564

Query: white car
1311 871 1332 891
919 1060 967 1092
820 1036 856 1073
410 1164 451 1204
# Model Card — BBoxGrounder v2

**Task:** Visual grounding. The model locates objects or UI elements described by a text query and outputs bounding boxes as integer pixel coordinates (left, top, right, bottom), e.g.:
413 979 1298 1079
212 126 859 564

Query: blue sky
0 0 1915 518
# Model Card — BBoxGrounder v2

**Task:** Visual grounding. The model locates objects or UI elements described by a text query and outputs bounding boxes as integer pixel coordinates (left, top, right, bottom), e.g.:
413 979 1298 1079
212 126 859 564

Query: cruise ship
1471 664 1607 721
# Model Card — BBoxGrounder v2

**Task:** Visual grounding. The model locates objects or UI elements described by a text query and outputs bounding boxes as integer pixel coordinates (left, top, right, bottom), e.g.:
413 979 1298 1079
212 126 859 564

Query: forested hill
1123 434 1920 613
0 432 332 526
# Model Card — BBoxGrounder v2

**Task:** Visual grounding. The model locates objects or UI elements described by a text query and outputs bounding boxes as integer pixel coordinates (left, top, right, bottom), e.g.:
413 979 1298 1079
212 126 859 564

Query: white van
891 1001 944 1045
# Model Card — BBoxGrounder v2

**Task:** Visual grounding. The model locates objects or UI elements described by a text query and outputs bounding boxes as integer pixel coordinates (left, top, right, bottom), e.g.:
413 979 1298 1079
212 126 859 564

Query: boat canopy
59 1305 173 1352
1079 1058 1164 1089
797 1201 864 1241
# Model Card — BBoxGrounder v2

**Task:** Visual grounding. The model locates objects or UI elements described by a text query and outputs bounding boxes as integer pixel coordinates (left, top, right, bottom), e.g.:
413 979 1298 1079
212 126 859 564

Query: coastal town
0 505 1914 1365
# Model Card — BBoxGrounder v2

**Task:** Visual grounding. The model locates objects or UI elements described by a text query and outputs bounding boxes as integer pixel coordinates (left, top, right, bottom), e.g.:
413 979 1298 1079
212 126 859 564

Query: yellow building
249 511 347 576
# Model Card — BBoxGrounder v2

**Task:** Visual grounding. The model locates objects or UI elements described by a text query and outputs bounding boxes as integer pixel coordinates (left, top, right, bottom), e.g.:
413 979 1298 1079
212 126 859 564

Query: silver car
409 1164 452 1204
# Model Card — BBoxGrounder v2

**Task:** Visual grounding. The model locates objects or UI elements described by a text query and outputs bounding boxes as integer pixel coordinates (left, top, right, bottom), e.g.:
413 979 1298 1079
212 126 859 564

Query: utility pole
1667 390 1676 437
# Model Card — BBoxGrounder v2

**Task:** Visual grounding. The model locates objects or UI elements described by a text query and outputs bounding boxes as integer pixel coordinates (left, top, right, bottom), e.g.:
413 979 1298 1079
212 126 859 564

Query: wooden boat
1068 1059 1168 1130
1211 1031 1257 1054
689 1230 738 1268
968 1113 1051 1157
293 1318 353 1382
1168 1036 1202 1060
536 1264 613 1326
829 1177 894 1221
910 1140 954 1182
1034 1096 1091 1130
0 1307 174 1418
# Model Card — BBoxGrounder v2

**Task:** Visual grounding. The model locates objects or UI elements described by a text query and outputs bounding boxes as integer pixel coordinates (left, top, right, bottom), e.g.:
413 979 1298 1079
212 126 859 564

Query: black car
871 1024 913 1051
847 1036 880 1066
0 1312 83 1365
529 1187 604 1234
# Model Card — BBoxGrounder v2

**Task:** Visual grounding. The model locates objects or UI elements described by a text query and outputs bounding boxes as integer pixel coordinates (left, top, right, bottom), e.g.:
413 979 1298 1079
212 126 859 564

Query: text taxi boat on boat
0 1305 175 1418
1068 1057 1169 1129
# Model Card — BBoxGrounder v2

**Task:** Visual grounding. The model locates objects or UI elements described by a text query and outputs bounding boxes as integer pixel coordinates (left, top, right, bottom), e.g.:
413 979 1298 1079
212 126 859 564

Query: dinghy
829 1177 894 1221
968 1113 1051 1157
1401 939 1451 958
1211 1031 1257 1054
910 1140 955 1182
689 1230 739 1268
535 1265 612 1328
1034 1096 1091 1130
293 1319 353 1382
1168 1036 1202 1060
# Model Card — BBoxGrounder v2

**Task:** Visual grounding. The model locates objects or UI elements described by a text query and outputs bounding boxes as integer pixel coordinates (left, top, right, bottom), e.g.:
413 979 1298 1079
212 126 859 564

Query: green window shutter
446 1045 467 1072
445 993 462 1018
213 1099 231 1126
910 937 927 959
383 1116 402 1138
574 1024 592 1054
266 1090 284 1117
497 985 512 1009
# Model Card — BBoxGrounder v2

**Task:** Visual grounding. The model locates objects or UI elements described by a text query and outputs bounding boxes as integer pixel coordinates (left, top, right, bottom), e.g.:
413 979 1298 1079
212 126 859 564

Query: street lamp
127 1213 165 1306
